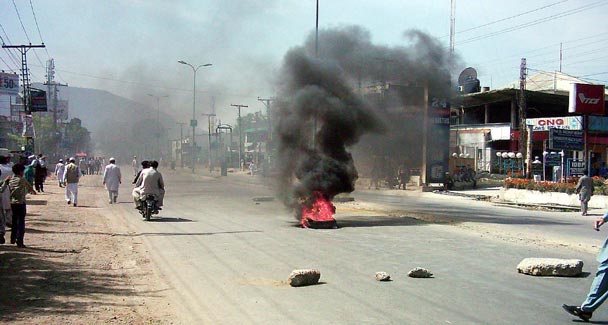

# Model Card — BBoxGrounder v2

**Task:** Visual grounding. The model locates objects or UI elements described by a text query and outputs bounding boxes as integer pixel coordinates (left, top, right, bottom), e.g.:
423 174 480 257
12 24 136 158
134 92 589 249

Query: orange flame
301 192 336 228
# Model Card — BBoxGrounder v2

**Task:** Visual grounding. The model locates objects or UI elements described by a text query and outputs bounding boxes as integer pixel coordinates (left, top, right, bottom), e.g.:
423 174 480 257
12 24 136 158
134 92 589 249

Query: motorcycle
139 194 159 221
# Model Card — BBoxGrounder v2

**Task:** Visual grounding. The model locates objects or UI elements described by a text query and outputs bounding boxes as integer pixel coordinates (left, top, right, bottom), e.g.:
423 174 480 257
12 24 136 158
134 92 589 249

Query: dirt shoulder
0 174 178 324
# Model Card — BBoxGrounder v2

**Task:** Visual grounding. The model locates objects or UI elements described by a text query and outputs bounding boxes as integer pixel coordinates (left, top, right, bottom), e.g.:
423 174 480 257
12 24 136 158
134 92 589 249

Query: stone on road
516 258 583 277
375 272 391 281
408 267 433 278
288 269 321 287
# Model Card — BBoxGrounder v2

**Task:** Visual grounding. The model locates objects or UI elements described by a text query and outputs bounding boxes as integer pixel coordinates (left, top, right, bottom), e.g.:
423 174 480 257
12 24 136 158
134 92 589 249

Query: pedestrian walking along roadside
102 157 121 204
576 171 594 216
63 157 82 207
563 213 608 322
54 158 65 187
0 154 13 244
4 163 36 248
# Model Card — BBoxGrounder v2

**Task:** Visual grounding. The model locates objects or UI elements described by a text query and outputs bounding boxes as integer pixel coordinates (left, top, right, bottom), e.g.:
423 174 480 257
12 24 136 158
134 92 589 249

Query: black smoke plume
274 25 454 213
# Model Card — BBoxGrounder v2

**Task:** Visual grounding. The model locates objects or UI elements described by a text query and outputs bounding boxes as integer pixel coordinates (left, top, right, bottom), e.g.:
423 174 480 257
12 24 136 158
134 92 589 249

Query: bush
502 178 578 194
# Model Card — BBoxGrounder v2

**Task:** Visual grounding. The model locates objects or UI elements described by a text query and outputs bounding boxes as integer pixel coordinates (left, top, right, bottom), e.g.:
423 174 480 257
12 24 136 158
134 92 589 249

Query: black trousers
10 203 26 244
34 178 44 192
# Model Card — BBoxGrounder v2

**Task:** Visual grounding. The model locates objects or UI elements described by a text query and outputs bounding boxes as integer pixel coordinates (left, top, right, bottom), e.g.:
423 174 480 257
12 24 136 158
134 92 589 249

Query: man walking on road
54 159 66 187
132 156 138 176
63 157 81 207
6 163 36 247
102 158 121 204
576 171 594 216
563 214 608 322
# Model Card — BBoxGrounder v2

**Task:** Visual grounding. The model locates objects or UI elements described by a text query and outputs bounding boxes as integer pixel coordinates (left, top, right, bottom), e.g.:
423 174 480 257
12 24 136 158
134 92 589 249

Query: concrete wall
500 188 608 209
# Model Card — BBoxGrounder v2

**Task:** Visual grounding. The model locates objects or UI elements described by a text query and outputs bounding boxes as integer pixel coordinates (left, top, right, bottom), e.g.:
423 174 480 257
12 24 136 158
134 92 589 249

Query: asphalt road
107 170 608 324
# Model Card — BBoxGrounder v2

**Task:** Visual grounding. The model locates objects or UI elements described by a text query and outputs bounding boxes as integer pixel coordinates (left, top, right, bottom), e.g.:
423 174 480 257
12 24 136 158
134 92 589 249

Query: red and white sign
525 116 583 131
569 83 605 115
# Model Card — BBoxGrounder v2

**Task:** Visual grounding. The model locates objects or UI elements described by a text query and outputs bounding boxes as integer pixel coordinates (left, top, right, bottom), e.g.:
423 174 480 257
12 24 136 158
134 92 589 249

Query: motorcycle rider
132 160 164 210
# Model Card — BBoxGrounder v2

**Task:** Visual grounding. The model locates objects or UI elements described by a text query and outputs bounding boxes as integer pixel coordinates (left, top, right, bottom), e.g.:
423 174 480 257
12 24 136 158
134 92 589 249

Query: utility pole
176 122 186 168
201 113 216 172
519 58 529 177
231 104 248 170
44 59 67 159
2 43 46 154
147 94 169 159
257 96 274 143
258 97 275 175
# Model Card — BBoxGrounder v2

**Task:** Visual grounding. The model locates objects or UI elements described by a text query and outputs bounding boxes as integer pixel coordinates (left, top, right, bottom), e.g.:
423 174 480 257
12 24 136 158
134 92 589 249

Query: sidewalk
0 175 175 324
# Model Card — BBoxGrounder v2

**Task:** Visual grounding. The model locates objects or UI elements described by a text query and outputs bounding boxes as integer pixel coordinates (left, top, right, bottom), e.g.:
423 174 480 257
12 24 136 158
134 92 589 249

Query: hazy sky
1 0 607 124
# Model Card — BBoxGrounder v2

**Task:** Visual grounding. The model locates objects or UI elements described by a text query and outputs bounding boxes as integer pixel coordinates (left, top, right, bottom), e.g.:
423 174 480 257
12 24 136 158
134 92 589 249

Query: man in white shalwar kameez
102 158 121 204
54 159 66 187
0 154 12 244
132 160 164 209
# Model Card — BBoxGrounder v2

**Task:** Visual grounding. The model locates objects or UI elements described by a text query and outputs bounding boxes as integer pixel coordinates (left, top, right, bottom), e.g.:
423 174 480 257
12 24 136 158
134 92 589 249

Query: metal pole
178 61 212 173
202 113 216 172
231 104 248 170
192 70 197 173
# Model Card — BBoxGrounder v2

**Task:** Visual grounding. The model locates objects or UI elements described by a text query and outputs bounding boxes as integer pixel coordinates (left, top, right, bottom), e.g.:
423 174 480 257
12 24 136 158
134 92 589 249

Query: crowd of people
0 152 166 248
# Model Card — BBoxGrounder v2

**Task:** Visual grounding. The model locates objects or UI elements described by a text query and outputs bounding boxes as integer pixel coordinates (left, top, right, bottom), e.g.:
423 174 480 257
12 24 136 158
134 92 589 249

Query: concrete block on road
517 258 583 277
375 272 391 281
288 269 321 287
408 267 433 278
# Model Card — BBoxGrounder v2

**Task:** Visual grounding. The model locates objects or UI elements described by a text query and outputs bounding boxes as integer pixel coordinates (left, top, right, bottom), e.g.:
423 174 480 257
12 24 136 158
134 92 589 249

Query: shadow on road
148 217 193 222
0 247 157 321
26 227 262 238
336 215 427 228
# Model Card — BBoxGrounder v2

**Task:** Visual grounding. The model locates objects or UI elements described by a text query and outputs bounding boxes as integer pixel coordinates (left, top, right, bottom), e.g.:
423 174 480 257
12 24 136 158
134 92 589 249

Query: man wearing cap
54 159 66 187
102 158 121 204
62 157 81 207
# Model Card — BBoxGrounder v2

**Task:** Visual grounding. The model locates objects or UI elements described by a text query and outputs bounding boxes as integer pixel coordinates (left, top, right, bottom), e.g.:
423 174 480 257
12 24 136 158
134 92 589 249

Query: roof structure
503 71 607 95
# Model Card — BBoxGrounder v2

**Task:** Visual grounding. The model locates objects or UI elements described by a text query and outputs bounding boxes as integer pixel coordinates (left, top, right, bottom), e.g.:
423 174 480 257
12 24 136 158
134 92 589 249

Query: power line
11 0 46 70
28 0 51 58
458 1 608 45
0 23 22 69
472 33 608 70
458 0 570 35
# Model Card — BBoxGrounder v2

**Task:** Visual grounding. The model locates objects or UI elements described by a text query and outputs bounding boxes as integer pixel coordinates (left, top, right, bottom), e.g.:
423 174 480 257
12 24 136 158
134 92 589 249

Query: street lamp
496 151 502 174
147 94 169 159
201 113 216 172
178 60 212 173
560 150 565 182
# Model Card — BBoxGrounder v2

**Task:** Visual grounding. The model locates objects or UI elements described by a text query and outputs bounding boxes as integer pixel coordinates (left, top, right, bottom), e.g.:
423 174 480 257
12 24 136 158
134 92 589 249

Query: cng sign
569 83 605 115
526 116 582 131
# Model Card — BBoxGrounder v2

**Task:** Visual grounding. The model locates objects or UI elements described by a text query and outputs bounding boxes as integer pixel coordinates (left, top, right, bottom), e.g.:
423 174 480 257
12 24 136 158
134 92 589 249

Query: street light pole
148 94 169 159
201 113 216 172
231 104 248 170
178 60 212 173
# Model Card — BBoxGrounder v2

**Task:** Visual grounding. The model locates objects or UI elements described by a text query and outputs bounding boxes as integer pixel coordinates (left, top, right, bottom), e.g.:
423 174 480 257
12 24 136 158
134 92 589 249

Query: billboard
30 88 47 112
549 128 584 151
525 116 582 131
426 96 450 183
56 100 69 120
568 83 605 115
22 114 35 138
0 72 19 96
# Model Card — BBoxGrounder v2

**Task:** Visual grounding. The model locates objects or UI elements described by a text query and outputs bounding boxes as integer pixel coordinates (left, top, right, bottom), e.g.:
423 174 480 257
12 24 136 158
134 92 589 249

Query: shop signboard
568 83 605 115
567 159 585 177
549 128 584 151
525 116 582 131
